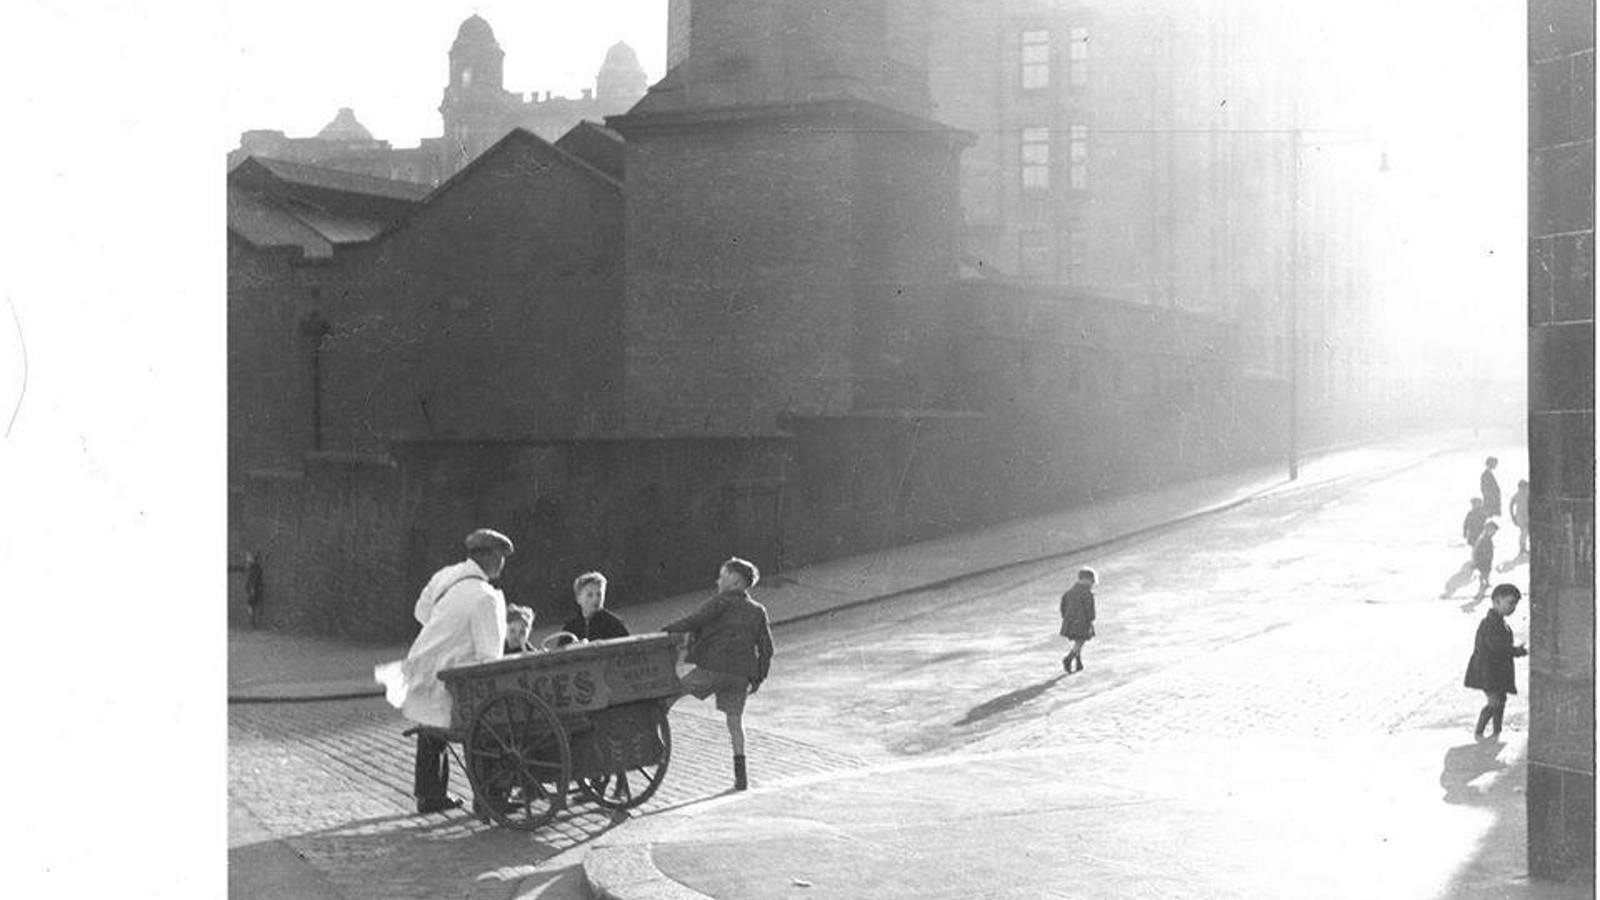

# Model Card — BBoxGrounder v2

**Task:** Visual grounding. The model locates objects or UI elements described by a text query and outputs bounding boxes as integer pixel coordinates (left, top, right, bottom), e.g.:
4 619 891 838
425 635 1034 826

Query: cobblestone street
230 698 864 900
229 439 1545 899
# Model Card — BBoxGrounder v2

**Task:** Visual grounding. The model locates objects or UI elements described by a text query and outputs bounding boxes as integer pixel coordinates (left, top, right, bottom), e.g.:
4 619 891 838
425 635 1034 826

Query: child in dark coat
1464 583 1528 740
1471 521 1499 597
1059 568 1098 674
1462 498 1488 547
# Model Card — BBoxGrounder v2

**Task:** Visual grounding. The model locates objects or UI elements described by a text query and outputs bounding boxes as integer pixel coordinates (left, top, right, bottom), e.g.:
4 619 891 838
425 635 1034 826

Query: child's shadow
1496 550 1529 573
1440 561 1479 600
1439 739 1508 805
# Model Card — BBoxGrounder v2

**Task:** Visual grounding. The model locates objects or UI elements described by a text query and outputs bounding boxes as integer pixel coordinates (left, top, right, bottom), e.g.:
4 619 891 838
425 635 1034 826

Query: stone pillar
1527 0 1596 882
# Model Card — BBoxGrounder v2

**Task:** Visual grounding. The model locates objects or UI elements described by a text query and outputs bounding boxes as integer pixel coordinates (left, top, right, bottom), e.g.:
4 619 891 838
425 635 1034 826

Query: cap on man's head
465 528 515 555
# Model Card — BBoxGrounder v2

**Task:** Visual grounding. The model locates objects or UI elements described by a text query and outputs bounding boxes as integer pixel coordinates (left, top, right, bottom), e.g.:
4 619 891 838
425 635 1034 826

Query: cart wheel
580 703 671 810
464 689 571 831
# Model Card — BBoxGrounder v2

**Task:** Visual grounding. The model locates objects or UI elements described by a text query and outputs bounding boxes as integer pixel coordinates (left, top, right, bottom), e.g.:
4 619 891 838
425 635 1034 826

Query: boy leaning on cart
375 528 515 814
663 557 774 791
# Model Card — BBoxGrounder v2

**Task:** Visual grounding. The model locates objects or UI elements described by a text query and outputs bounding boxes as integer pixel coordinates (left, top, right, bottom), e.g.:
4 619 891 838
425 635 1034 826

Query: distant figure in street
1509 479 1530 555
1471 521 1499 597
560 571 630 644
1462 498 1488 548
377 528 514 815
243 552 263 629
664 558 774 792
1059 568 1098 674
1480 457 1502 517
1464 583 1528 740
505 604 537 654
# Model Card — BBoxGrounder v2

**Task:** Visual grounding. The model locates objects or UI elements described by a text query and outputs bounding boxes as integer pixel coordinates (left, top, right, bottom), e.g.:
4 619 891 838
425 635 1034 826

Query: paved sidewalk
585 731 1585 900
229 429 1480 703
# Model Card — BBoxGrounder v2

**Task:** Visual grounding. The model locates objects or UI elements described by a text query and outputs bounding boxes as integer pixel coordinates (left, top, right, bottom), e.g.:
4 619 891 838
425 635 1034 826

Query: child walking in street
1464 583 1528 740
1059 568 1098 674
1462 497 1488 547
1472 521 1499 597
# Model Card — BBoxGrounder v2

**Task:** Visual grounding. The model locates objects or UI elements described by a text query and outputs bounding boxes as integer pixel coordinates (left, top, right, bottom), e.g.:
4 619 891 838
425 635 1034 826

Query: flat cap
464 528 515 555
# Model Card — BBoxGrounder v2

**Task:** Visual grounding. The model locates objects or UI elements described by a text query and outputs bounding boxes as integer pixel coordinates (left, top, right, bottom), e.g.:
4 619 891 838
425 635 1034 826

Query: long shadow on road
954 675 1065 727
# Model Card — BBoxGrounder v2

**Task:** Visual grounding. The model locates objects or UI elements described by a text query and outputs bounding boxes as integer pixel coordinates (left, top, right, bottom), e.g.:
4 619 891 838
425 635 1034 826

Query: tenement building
228 15 647 186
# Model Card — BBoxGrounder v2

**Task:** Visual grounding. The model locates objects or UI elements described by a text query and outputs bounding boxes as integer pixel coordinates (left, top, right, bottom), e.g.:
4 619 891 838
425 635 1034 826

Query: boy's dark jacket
561 608 630 643
664 589 774 683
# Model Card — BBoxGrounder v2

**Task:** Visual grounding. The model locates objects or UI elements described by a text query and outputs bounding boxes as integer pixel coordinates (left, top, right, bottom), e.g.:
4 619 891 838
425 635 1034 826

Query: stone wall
320 134 627 452
1527 0 1596 881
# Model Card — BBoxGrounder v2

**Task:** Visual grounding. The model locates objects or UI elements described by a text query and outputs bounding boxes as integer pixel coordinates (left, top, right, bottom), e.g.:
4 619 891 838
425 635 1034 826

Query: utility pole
1287 127 1301 481
300 310 331 450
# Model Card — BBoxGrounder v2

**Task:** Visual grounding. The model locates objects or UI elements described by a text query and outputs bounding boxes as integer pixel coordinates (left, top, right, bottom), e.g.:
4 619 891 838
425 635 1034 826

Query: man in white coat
382 528 514 814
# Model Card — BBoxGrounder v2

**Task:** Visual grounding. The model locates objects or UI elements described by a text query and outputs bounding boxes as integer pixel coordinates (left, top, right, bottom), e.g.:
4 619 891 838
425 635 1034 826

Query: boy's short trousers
680 667 750 714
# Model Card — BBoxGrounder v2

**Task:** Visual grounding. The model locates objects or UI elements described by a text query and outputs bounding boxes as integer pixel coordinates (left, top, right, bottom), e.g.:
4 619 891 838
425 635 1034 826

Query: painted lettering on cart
605 651 676 696
504 667 599 709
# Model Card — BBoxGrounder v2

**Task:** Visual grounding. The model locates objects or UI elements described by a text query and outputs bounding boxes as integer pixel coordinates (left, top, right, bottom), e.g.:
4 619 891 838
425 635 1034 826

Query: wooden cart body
435 633 685 828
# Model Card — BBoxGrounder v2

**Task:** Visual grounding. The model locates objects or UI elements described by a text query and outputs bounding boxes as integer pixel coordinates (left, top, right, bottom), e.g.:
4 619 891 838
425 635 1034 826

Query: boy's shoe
417 796 462 815
1062 656 1072 673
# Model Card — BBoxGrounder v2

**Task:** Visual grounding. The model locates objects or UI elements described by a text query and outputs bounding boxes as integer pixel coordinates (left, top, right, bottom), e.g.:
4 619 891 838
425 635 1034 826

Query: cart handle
540 631 580 651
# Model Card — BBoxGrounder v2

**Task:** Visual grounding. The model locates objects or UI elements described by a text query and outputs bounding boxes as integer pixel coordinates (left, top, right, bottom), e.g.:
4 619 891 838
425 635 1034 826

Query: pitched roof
227 185 336 258
554 121 625 181
232 156 432 202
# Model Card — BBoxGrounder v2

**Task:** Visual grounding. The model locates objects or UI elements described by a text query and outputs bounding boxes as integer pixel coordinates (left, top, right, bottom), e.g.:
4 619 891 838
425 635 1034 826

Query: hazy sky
221 0 1527 365
224 0 668 145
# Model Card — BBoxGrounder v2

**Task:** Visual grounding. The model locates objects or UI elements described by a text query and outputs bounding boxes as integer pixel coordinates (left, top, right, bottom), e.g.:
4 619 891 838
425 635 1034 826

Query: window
461 68 473 87
1019 229 1054 281
1021 30 1051 90
1067 26 1089 88
1022 126 1050 192
1068 124 1089 190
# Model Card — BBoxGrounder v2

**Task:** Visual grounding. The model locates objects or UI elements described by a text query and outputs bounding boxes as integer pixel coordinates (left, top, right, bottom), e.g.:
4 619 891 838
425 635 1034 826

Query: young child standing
1462 497 1488 547
1472 521 1499 597
1464 583 1528 740
1059 568 1098 674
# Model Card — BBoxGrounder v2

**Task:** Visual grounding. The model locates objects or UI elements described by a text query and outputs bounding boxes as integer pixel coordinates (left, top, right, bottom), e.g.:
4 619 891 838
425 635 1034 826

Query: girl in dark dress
1059 568 1098 674
1464 583 1528 740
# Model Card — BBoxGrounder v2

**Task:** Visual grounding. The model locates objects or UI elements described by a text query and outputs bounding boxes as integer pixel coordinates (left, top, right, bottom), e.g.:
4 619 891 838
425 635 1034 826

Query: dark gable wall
320 139 626 452
620 119 861 434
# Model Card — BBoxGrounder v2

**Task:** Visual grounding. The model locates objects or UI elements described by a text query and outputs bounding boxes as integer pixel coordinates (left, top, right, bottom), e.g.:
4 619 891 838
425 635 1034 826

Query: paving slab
588 732 1588 900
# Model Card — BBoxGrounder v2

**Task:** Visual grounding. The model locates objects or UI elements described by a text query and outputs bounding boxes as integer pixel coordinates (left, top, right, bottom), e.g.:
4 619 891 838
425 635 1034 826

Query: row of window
1021 26 1089 91
1021 125 1089 192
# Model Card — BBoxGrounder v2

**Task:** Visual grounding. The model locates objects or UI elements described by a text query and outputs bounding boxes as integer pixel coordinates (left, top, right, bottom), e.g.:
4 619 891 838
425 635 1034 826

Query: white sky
218 0 1527 364
224 0 668 145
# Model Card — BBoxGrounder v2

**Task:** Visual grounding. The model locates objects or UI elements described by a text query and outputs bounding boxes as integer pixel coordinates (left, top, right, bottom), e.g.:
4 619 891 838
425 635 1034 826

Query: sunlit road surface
623 437 1573 900
750 440 1533 761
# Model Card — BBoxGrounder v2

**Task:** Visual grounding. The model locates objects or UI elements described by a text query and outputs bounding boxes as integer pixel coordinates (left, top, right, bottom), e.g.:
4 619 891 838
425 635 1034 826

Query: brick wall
616 102 965 434
236 454 410 640
236 437 792 642
1527 0 1596 881
227 236 324 480
320 134 626 453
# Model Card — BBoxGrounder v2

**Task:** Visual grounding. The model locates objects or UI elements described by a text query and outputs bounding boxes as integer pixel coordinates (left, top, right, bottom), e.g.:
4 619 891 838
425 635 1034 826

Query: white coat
376 560 506 729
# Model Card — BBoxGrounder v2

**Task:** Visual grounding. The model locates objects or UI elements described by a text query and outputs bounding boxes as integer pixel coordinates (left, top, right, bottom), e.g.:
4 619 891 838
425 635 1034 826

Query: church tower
438 15 514 174
595 42 648 106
